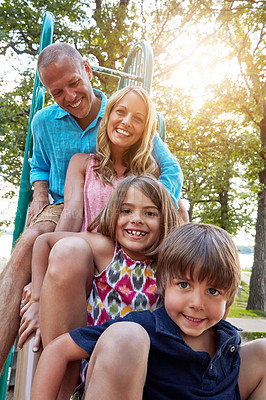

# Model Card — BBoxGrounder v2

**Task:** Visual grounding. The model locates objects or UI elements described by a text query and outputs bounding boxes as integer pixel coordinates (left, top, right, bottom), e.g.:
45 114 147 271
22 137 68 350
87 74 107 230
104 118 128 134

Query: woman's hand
18 301 41 352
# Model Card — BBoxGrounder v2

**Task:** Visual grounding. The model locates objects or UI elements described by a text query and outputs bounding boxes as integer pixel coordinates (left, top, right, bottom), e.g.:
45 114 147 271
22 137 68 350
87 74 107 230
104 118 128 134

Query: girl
22 175 182 398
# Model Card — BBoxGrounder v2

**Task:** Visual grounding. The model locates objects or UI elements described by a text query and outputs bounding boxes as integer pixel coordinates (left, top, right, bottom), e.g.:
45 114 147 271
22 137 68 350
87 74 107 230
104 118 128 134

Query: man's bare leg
84 322 150 400
0 221 55 373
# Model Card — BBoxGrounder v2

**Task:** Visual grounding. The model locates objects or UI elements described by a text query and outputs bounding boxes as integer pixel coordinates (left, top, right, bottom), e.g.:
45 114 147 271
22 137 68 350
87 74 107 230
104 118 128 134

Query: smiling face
39 55 100 129
164 272 227 344
107 91 147 154
115 186 161 261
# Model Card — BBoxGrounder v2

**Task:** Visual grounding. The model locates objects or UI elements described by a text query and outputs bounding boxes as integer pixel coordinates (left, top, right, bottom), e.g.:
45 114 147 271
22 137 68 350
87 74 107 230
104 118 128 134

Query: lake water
0 232 254 270
238 252 254 270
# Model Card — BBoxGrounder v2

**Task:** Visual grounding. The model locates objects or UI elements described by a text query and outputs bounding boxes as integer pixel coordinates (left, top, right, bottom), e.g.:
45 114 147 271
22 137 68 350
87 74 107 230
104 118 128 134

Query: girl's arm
18 230 114 349
31 332 89 400
18 232 56 350
178 198 189 223
18 230 90 350
56 153 90 232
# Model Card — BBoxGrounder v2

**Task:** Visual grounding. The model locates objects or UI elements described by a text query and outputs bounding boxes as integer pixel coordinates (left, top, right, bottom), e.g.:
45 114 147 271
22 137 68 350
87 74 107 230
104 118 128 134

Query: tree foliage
1 0 266 308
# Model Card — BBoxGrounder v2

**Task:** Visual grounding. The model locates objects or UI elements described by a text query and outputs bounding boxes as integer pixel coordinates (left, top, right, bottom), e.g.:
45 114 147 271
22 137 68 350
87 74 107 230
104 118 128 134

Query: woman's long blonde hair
94 86 159 184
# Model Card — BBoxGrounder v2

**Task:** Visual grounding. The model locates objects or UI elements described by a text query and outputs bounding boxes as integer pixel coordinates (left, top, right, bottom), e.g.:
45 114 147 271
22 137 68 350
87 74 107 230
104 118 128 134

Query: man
0 42 183 373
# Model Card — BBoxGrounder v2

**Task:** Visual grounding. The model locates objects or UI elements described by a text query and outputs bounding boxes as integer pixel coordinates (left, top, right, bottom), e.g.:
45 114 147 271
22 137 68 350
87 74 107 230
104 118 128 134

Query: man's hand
27 181 49 226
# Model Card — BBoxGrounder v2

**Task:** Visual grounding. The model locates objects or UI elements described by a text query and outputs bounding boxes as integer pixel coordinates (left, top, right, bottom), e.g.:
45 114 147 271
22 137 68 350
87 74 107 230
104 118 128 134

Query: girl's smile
116 186 161 261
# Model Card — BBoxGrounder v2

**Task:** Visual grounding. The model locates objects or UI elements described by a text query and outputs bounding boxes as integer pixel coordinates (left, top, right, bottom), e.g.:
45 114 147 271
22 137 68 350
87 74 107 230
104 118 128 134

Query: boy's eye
208 288 220 296
178 282 190 289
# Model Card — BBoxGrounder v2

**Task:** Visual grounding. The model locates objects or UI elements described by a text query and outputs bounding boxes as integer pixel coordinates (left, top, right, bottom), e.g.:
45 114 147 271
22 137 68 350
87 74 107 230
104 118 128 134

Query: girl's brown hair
88 175 182 258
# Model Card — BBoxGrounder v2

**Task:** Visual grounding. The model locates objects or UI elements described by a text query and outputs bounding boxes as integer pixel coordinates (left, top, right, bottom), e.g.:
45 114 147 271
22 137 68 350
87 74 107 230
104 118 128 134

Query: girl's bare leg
39 236 94 399
84 322 150 400
239 338 266 400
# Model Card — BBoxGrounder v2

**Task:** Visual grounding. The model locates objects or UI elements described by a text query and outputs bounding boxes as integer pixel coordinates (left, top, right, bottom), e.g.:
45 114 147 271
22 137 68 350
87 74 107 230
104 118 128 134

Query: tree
0 0 189 212
208 1 266 311
155 85 259 234
0 0 139 222
158 0 266 310
1 1 266 310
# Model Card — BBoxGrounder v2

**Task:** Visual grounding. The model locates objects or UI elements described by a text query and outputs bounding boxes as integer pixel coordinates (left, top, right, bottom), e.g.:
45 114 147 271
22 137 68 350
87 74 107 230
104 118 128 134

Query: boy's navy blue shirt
70 306 241 400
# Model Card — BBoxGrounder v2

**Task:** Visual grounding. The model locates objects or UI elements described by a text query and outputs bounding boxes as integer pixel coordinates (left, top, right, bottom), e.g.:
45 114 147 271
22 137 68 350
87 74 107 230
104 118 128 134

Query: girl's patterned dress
87 244 162 325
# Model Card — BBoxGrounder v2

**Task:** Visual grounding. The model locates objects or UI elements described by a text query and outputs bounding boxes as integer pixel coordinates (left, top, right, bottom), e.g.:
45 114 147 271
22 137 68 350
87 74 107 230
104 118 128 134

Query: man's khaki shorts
30 202 64 227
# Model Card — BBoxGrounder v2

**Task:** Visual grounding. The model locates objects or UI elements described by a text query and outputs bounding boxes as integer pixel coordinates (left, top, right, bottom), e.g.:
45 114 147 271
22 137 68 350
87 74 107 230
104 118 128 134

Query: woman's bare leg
84 322 150 400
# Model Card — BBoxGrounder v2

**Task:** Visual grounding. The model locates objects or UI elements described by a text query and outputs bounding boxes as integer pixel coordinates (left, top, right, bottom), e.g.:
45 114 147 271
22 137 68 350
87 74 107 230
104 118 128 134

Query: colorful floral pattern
87 244 161 325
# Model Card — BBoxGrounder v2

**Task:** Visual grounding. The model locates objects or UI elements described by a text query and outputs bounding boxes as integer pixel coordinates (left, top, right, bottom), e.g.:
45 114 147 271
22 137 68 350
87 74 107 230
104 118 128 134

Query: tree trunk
219 190 228 231
247 103 266 311
247 188 266 311
188 202 194 222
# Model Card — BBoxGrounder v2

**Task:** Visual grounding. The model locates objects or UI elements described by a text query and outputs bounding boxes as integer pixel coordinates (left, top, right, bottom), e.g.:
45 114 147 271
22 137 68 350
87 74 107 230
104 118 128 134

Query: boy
31 223 266 400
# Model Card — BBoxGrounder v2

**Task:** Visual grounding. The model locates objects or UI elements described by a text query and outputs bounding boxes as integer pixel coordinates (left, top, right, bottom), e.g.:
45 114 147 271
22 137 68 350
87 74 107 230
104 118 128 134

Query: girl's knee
47 237 93 285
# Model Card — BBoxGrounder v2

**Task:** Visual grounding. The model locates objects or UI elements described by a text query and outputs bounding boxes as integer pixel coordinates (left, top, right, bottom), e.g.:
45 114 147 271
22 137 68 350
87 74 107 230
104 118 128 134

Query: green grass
228 281 266 319
241 332 266 341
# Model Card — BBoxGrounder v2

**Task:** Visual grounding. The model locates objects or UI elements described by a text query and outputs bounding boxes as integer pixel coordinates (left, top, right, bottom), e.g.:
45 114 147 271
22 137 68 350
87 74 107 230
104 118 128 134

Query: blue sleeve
28 112 50 185
152 134 183 208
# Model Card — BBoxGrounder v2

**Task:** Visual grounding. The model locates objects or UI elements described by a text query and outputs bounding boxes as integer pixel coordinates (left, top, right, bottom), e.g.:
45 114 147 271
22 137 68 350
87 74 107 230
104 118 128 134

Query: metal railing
0 11 54 400
0 11 165 399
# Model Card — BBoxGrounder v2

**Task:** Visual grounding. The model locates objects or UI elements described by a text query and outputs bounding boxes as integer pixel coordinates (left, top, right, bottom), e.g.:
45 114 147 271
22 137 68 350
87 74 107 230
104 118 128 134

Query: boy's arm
56 153 89 232
152 133 183 208
31 333 88 400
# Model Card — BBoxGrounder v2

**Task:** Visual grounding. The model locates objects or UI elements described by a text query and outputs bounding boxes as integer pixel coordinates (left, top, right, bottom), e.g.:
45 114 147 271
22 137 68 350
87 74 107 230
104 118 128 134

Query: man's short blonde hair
37 43 84 82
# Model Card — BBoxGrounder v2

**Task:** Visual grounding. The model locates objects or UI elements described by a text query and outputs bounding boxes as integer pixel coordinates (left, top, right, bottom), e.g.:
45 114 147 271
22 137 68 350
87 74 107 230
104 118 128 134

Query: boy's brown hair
156 223 241 308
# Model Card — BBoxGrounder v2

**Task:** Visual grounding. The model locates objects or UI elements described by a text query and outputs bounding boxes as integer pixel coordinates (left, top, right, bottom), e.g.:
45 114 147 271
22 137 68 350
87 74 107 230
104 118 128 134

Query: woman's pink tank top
80 156 124 232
